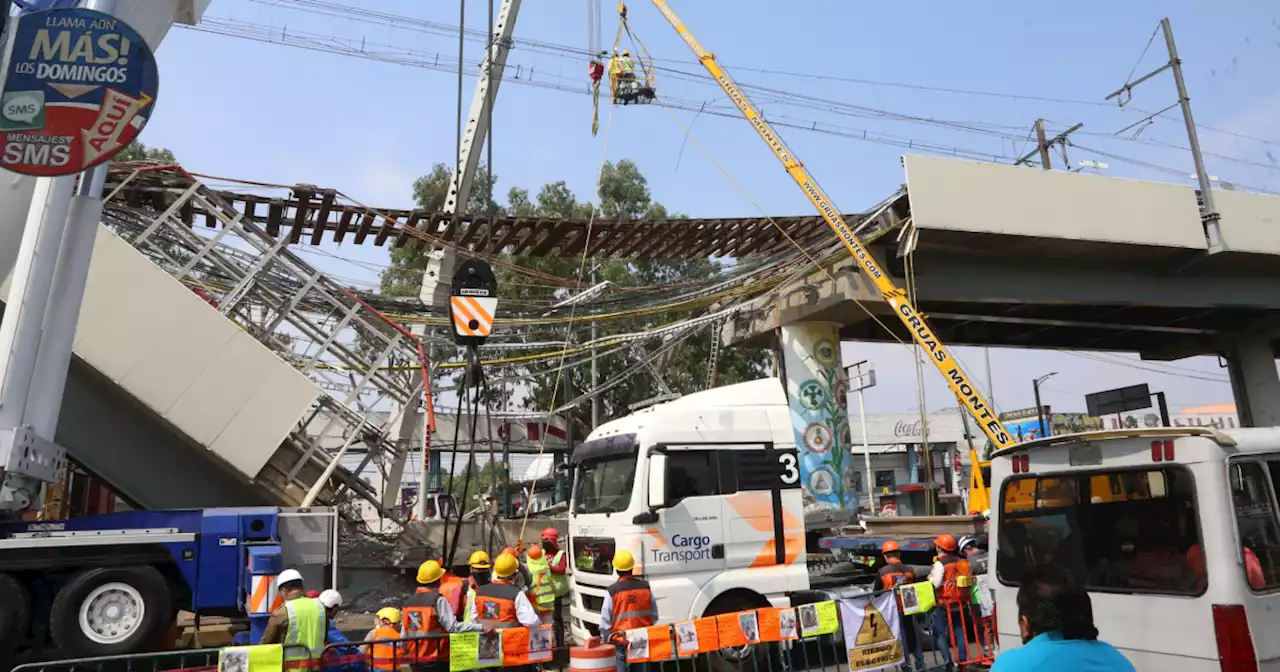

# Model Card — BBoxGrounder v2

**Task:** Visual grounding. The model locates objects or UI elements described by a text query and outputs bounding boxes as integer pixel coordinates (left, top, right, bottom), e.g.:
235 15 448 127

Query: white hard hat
276 568 304 588
319 589 343 609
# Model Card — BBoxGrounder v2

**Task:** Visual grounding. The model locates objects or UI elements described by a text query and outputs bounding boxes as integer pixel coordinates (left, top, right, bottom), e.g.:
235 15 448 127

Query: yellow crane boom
649 0 1016 455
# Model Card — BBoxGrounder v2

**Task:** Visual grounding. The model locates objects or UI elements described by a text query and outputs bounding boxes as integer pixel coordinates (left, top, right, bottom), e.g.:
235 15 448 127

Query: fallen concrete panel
904 154 1207 249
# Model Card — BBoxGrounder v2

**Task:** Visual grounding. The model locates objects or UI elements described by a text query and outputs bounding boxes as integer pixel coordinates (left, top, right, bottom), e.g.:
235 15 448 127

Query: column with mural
779 323 854 512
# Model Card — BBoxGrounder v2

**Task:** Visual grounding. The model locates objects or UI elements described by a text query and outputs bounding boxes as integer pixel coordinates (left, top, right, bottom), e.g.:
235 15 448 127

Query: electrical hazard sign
0 6 159 176
840 592 904 671
854 605 894 646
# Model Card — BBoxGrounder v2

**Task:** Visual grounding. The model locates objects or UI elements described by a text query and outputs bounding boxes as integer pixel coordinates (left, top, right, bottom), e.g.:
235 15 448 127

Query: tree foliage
114 141 176 163
382 159 770 430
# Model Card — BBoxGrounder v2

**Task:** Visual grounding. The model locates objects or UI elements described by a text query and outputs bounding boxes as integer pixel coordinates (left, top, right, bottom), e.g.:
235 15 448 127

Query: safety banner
672 617 720 656
757 607 800 641
502 625 554 666
797 600 840 637
625 624 674 663
218 644 283 672
899 580 935 615
449 631 500 670
839 592 904 672
715 610 761 649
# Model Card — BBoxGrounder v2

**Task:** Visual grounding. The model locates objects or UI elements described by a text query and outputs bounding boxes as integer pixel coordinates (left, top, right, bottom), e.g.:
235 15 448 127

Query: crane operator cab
610 3 656 105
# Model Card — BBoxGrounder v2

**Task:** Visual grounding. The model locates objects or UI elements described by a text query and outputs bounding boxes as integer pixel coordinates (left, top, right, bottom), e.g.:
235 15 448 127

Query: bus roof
989 427 1239 460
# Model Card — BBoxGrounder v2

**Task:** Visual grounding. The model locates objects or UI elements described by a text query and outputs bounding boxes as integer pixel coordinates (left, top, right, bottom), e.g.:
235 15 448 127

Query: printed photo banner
673 617 720 656
840 592 905 672
217 644 282 672
625 624 674 663
899 580 935 615
449 626 552 670
797 600 840 637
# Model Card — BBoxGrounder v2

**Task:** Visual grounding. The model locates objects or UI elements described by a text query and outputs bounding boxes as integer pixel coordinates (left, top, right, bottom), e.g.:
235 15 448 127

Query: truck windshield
573 456 637 514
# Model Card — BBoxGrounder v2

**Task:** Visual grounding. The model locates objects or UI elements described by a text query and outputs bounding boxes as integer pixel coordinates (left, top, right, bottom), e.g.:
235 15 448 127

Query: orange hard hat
935 534 957 552
541 527 559 542
881 541 900 554
527 545 544 560
502 546 516 556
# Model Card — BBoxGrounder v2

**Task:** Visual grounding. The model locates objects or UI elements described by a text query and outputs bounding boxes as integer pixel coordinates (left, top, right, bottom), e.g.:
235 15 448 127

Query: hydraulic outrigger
647 1 1017 478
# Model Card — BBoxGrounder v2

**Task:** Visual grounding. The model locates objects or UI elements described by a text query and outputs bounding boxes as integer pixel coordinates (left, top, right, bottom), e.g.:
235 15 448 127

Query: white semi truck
565 378 979 666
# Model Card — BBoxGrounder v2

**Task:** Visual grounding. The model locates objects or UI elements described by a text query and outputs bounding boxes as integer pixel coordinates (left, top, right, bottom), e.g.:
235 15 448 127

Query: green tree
385 159 770 434
380 163 501 297
114 141 176 163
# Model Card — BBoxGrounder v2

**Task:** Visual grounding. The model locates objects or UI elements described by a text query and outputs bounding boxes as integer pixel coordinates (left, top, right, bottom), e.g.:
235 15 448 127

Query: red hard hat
502 546 516 556
935 534 957 552
305 590 321 599
541 527 559 542
881 541 900 554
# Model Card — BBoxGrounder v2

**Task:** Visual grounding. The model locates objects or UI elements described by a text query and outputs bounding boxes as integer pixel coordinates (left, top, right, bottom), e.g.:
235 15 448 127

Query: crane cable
519 100 618 539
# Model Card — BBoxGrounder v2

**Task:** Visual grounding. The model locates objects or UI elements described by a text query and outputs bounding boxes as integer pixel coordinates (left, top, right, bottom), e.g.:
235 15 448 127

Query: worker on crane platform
261 568 328 665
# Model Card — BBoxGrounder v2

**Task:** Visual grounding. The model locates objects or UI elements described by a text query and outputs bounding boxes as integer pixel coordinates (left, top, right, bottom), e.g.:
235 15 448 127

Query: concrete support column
778 323 853 512
1224 334 1280 427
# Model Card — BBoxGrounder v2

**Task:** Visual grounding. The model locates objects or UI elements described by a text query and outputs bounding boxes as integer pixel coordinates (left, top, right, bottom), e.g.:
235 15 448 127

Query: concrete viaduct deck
723 154 1280 425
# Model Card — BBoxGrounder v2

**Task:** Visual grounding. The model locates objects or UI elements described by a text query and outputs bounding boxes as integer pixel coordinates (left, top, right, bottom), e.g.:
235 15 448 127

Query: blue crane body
0 506 331 658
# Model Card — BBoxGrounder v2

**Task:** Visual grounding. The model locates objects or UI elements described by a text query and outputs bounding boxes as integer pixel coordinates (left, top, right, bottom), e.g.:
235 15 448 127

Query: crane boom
649 0 1016 452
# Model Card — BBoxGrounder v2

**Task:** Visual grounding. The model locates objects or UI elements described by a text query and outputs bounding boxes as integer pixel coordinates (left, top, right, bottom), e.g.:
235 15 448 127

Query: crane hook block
448 259 498 347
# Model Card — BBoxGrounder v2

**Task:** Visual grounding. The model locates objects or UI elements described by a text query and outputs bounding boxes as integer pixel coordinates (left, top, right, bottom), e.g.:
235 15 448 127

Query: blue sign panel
0 6 159 176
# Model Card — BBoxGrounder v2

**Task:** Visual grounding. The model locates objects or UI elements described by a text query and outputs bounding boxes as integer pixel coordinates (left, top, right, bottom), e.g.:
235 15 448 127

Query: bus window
1230 461 1280 591
998 467 1200 595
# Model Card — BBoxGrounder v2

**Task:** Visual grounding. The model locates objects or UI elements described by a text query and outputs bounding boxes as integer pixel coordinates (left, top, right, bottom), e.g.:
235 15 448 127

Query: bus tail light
1151 441 1163 462
1012 457 1021 474
1019 455 1029 473
1163 439 1175 461
1213 604 1258 672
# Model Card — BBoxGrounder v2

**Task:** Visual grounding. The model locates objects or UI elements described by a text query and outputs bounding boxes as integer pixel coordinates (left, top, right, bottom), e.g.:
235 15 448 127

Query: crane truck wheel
0 573 31 664
704 592 780 672
50 566 173 658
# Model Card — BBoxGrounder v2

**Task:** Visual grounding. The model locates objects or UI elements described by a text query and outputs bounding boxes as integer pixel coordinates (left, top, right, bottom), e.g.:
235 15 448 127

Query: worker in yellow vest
541 528 570 646
260 569 326 670
524 545 557 624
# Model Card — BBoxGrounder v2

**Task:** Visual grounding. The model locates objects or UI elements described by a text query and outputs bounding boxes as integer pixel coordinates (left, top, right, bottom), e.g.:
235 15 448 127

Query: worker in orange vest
928 534 971 665
403 560 490 671
593 550 657 672
878 541 924 670
469 552 541 629
364 608 403 672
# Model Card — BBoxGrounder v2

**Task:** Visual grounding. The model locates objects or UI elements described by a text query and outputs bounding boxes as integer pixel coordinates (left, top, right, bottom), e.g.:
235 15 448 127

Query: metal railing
10 644 312 672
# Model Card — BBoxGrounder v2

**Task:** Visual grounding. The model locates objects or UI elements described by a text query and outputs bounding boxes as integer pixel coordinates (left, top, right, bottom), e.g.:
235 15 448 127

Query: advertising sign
0 6 158 176
1000 407 1102 443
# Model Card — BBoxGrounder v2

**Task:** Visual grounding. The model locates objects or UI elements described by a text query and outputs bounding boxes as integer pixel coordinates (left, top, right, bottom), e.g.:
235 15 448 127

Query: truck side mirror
647 453 668 511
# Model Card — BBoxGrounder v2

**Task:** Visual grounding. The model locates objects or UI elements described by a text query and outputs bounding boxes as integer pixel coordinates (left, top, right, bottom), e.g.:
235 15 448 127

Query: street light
846 360 876 515
1033 372 1058 438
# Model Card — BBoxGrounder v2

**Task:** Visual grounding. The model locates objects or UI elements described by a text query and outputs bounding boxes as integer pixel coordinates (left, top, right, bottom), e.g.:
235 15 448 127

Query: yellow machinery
647 1 1017 454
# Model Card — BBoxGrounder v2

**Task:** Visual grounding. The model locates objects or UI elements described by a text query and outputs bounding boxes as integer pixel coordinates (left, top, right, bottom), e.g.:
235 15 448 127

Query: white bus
989 426 1280 671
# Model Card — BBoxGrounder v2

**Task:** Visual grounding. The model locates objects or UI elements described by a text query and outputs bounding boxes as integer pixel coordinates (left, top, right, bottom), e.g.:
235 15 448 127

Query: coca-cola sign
855 412 966 446
894 420 926 438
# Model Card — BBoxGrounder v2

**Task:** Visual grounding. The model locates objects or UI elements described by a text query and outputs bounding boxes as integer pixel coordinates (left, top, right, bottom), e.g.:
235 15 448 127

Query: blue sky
136 0 1279 416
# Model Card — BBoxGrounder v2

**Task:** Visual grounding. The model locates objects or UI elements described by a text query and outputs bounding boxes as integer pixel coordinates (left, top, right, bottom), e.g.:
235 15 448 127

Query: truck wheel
50 566 172 657
0 573 31 663
705 593 780 672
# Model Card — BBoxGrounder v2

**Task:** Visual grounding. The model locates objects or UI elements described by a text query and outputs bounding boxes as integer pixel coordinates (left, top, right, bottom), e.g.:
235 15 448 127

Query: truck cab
567 379 809 643
989 427 1280 671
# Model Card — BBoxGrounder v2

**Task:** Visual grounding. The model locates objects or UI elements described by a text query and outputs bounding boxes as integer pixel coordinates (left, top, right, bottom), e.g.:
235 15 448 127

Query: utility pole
1035 119 1051 169
1015 122 1085 170
1033 372 1058 438
1106 18 1223 252
846 361 877 515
